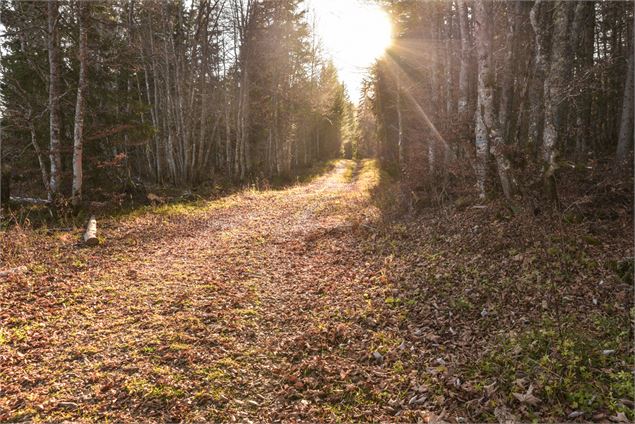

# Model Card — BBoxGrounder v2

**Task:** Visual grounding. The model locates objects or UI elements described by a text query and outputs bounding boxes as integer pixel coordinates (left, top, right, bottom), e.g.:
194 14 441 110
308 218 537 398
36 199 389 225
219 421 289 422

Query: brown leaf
512 384 541 406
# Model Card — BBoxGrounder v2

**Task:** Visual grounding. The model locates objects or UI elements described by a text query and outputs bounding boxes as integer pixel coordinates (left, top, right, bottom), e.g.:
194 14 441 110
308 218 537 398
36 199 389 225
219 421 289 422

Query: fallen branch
9 196 50 205
83 215 99 246
45 227 73 234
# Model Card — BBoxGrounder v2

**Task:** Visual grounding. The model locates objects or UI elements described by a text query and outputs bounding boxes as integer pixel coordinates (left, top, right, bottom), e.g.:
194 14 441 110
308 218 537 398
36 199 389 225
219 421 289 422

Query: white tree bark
457 0 470 117
83 215 99 246
72 2 89 206
474 96 487 199
474 0 515 199
47 0 62 201
29 121 50 194
542 1 573 201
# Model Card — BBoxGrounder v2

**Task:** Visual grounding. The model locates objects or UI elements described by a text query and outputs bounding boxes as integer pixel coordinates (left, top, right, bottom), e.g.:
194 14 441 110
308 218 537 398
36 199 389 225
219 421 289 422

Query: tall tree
571 1 595 162
47 0 62 201
72 1 89 206
456 0 469 117
474 0 515 199
528 0 548 155
616 47 634 165
542 1 574 202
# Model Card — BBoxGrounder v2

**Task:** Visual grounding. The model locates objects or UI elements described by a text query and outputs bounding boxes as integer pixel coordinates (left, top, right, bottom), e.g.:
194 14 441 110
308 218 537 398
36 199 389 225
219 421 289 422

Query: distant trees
360 0 634 205
0 0 351 203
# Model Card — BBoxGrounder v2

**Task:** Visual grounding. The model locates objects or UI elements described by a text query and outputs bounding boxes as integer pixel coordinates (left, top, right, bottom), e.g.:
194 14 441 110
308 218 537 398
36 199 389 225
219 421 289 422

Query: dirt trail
1 160 412 422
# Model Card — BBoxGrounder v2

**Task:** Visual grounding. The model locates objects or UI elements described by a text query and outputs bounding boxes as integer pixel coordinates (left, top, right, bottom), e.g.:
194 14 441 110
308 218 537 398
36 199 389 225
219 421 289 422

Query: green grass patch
125 377 185 401
470 316 634 419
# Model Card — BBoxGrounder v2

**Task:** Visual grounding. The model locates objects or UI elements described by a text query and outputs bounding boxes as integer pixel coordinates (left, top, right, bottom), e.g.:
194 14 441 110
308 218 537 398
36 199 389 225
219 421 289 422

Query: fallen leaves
512 384 541 406
1 160 633 422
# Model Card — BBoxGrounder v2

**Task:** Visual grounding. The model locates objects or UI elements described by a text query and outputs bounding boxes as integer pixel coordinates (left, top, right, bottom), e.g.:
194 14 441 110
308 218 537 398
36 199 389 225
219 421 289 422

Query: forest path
2 160 412 422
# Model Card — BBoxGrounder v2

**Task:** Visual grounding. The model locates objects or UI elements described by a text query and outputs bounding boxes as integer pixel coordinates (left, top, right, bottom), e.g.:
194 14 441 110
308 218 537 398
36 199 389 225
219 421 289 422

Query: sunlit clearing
308 0 392 102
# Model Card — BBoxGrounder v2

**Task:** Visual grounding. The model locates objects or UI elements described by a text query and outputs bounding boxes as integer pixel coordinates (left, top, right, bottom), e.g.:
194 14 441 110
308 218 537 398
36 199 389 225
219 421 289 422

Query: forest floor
0 160 633 422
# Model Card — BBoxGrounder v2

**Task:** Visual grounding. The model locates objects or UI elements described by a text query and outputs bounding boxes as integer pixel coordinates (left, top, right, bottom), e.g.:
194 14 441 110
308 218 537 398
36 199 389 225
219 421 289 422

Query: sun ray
383 52 451 153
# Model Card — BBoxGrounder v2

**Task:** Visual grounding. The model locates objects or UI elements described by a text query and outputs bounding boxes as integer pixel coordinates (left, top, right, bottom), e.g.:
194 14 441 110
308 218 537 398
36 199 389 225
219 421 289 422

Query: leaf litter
0 159 633 422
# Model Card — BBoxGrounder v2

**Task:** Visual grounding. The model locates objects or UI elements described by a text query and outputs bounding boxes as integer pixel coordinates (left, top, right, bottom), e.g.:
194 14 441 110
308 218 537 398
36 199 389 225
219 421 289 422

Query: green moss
0 324 32 345
384 296 400 306
215 356 240 369
125 377 184 400
233 308 258 317
169 342 191 351
392 360 405 374
450 296 474 312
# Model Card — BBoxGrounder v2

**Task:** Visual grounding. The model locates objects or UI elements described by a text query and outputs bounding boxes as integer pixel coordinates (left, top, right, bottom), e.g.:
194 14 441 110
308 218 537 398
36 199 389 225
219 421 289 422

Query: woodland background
0 0 633 214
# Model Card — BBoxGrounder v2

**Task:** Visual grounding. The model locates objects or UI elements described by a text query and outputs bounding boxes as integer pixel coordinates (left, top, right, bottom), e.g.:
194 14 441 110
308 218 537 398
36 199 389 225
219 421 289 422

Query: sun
309 0 393 100
349 5 393 66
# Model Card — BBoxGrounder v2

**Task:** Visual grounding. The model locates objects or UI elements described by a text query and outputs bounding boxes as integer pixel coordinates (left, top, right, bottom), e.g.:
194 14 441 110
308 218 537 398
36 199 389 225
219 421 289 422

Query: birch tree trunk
72 2 89 207
29 121 50 194
542 1 574 202
474 0 515 200
474 93 488 199
444 1 454 121
616 47 634 165
47 0 62 201
83 215 99 246
457 0 469 117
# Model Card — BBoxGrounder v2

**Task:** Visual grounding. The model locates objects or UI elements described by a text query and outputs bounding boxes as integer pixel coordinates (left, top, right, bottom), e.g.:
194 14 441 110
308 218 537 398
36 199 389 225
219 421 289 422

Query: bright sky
306 0 392 104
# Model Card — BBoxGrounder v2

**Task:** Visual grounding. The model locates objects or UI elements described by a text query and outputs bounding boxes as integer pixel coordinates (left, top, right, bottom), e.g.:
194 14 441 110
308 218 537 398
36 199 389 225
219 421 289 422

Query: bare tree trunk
528 0 548 155
240 66 250 179
499 2 519 140
197 5 210 182
428 5 441 179
72 2 89 207
616 47 634 165
396 72 404 165
235 76 243 179
572 1 595 162
457 0 469 117
29 121 49 193
47 0 62 201
147 17 164 183
542 1 574 203
224 92 232 175
474 95 488 199
444 1 454 121
160 8 178 184
475 0 515 200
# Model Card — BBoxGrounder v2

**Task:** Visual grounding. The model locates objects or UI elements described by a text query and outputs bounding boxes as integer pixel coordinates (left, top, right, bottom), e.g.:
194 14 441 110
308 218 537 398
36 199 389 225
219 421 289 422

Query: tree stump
83 215 99 246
